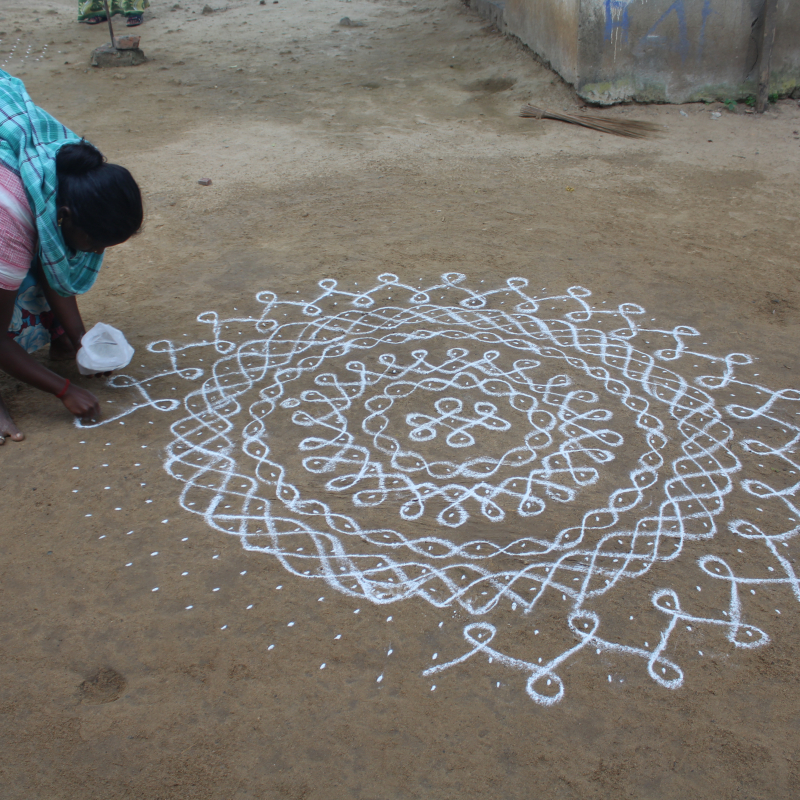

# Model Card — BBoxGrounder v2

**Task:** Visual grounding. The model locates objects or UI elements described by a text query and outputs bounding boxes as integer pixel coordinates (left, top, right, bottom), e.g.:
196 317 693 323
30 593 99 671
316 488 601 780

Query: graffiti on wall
605 0 714 62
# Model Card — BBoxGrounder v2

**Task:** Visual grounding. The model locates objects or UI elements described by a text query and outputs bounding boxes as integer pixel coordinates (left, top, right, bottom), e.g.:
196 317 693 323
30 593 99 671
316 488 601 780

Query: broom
520 103 662 139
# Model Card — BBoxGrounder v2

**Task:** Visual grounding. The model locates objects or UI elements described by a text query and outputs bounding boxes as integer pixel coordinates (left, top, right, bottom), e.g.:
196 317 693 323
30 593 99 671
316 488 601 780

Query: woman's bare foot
49 333 77 362
0 393 24 444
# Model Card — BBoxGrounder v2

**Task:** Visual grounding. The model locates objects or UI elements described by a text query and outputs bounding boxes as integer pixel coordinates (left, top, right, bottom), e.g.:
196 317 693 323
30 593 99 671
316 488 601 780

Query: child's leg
121 0 149 24
77 0 107 22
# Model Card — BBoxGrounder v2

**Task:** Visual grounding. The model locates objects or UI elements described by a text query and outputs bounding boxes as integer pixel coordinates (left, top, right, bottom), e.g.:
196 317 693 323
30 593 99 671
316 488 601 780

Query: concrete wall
473 0 800 104
503 0 580 84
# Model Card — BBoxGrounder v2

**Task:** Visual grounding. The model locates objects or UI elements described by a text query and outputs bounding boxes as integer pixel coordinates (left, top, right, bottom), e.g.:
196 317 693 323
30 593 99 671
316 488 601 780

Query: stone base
90 43 147 68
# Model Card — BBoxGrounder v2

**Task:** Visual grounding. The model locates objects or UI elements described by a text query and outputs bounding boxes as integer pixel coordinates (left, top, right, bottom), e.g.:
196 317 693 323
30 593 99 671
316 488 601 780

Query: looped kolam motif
103 273 800 705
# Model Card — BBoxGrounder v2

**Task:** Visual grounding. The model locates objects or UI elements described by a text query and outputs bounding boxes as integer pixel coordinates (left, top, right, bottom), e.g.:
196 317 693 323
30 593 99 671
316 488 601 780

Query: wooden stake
102 0 117 49
756 0 778 113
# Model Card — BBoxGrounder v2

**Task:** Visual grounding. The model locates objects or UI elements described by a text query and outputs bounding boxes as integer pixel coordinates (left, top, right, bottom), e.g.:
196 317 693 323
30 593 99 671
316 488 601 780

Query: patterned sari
8 270 64 354
0 163 65 354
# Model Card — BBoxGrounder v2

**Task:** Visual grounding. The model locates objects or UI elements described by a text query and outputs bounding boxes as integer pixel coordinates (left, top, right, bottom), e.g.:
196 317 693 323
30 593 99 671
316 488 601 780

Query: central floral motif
405 396 511 449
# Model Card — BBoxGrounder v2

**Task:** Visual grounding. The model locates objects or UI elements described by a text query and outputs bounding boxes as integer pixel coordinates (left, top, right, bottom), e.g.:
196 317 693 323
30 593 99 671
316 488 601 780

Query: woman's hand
60 383 101 423
1 290 99 424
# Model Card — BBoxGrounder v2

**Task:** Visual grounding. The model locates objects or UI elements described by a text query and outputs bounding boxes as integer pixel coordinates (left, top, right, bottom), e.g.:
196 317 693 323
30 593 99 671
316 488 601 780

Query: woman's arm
0 287 101 421
36 266 86 352
36 268 112 378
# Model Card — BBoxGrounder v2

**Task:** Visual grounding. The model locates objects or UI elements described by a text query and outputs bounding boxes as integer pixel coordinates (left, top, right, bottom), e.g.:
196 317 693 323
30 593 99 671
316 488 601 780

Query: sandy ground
1 0 800 797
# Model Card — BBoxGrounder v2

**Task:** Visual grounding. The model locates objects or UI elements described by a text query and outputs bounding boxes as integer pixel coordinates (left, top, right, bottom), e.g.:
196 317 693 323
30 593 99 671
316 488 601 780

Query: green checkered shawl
0 69 103 296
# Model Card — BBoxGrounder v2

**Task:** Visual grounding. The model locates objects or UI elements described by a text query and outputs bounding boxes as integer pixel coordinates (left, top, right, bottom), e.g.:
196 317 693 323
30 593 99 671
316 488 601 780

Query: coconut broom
520 104 662 139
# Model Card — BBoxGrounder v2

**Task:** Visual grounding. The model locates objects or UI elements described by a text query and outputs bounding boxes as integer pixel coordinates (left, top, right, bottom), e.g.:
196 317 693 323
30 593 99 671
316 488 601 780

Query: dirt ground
1 0 800 798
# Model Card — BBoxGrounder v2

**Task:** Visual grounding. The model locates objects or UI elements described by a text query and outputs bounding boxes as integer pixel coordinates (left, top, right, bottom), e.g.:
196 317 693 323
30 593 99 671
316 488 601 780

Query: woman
0 68 143 444
78 0 149 27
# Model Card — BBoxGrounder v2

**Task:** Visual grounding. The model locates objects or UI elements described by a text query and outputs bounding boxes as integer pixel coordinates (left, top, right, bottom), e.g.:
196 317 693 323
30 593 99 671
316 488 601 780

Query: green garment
78 0 149 21
0 69 103 297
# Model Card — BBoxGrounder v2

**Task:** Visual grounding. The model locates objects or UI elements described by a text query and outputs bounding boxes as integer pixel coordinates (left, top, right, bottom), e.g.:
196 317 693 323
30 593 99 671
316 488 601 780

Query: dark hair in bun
56 140 143 247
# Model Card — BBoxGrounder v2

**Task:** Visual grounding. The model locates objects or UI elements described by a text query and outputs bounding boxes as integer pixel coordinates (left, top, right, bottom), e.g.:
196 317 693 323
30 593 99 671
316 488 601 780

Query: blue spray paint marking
604 0 631 43
697 0 714 61
637 0 690 61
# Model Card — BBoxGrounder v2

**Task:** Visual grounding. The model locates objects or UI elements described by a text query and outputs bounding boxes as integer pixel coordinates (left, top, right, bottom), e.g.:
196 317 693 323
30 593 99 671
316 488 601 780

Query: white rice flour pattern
99 273 800 705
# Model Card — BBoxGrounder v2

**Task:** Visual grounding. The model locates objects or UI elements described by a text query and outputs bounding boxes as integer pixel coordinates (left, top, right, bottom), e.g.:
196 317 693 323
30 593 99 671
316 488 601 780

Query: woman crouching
0 69 142 442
